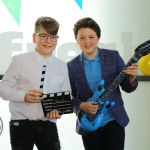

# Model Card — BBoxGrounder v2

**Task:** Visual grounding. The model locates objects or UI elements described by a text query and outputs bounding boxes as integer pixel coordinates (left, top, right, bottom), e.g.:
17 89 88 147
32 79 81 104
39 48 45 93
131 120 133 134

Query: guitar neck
100 52 142 101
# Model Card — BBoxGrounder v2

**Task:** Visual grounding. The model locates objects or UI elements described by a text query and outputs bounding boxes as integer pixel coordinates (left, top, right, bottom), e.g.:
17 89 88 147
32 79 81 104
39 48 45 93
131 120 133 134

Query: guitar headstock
135 39 150 57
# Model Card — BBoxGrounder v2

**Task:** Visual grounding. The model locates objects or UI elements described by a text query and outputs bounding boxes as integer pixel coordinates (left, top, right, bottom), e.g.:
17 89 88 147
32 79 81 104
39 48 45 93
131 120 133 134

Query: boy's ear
32 33 36 43
76 39 78 44
98 37 100 43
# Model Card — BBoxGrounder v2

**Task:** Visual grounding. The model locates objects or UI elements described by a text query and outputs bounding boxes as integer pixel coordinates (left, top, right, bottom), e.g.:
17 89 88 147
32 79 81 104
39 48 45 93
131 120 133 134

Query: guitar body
78 79 115 132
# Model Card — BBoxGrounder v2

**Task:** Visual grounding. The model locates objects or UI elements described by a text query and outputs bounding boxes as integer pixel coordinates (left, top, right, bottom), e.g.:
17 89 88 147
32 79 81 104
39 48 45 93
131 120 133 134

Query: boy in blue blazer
67 17 138 150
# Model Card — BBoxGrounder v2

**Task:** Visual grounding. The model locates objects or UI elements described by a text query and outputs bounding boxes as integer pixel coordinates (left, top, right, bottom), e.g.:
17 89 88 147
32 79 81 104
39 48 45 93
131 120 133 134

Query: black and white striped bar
39 65 46 91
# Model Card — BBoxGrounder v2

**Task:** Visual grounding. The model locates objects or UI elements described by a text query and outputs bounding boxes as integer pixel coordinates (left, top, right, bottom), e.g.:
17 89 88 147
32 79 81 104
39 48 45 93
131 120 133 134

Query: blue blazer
67 48 138 135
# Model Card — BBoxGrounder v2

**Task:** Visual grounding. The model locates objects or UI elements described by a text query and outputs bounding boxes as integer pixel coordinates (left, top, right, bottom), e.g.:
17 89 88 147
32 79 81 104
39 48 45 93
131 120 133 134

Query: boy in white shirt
0 16 70 150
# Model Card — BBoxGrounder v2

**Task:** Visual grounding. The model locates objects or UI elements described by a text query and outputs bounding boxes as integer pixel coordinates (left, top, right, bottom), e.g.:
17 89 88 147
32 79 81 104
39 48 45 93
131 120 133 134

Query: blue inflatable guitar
78 39 150 132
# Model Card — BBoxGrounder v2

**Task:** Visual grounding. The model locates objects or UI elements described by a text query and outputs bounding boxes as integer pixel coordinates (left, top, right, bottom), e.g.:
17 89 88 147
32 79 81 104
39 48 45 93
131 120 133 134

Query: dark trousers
9 119 61 150
82 120 125 150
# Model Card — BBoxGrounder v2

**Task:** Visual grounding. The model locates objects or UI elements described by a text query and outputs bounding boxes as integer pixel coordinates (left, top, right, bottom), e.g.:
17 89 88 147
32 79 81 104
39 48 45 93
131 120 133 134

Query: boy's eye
41 35 47 38
51 36 57 39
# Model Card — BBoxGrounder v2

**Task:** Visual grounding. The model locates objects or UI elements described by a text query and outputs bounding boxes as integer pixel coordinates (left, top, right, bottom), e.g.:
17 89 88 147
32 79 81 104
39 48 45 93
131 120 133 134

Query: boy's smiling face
76 27 100 59
33 27 58 58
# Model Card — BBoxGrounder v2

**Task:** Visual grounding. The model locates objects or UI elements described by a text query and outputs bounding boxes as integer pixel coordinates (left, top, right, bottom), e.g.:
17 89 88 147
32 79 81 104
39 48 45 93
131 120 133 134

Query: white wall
0 0 150 150
123 82 150 150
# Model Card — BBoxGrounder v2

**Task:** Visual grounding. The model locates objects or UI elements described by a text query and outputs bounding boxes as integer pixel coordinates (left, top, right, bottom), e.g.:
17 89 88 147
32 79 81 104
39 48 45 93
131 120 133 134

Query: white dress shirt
0 50 71 122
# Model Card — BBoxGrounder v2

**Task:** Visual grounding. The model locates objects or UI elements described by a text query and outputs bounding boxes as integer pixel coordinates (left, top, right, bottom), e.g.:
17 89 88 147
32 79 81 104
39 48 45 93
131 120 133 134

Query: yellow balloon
139 54 150 76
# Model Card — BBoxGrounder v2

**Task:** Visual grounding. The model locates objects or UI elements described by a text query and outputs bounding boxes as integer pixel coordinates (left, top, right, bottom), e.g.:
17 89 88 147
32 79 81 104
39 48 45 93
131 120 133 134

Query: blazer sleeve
67 62 83 113
116 51 138 92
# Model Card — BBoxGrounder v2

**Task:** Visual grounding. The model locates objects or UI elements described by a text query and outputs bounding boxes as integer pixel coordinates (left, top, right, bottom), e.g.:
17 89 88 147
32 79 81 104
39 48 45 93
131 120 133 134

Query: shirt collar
34 50 53 65
82 50 100 64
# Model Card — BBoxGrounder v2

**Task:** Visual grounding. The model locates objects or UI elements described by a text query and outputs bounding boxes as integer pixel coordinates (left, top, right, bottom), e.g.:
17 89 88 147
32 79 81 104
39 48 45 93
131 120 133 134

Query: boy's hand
123 63 138 86
24 89 43 103
79 102 98 115
46 109 62 119
123 63 138 77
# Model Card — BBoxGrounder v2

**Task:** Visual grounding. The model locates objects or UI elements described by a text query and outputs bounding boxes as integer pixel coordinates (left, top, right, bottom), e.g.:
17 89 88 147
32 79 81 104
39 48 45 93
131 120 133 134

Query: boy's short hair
34 16 60 35
73 17 101 39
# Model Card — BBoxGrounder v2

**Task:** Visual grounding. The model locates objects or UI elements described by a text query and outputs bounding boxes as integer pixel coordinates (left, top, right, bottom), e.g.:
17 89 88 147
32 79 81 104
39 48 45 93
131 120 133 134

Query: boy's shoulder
13 51 33 58
67 54 81 65
99 48 120 58
99 48 118 54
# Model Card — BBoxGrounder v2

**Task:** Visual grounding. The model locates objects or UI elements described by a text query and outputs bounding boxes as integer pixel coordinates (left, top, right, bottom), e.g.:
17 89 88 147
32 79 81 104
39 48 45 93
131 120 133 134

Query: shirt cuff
16 90 27 102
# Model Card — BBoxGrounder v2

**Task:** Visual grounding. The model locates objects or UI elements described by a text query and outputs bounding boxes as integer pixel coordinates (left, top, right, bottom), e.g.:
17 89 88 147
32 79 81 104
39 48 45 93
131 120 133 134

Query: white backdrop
0 0 150 150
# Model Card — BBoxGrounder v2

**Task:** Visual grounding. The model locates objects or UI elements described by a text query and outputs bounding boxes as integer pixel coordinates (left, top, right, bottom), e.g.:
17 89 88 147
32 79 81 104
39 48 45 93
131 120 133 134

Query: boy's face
76 27 100 59
33 27 58 58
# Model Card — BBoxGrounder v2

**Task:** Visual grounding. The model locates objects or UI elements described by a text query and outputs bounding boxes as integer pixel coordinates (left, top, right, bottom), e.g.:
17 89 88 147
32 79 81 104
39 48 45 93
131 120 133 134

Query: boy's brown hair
73 17 101 39
34 16 60 35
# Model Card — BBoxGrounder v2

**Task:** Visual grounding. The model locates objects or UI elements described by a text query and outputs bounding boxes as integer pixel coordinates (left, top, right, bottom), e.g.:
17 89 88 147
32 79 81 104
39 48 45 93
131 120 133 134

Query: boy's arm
0 56 26 102
67 63 82 114
116 52 138 92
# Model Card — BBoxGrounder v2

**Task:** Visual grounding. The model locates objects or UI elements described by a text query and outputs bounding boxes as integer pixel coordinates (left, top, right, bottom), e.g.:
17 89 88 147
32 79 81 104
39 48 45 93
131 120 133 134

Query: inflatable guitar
78 39 150 132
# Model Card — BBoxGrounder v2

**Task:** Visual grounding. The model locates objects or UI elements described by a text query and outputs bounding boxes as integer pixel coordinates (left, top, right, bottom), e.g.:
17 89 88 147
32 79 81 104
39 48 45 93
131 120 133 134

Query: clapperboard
40 64 73 116
41 91 73 116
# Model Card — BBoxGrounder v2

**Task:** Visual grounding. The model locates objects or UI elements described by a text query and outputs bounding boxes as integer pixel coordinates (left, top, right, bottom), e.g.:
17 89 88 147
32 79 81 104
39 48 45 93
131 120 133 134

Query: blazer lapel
75 54 92 93
99 48 106 80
